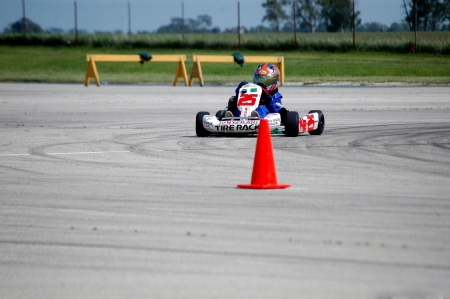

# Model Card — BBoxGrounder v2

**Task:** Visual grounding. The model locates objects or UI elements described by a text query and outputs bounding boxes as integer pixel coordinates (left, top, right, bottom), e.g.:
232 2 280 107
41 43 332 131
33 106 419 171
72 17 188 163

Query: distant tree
404 0 432 30
247 25 273 33
281 19 295 32
429 0 450 30
402 0 415 30
197 14 213 31
157 15 214 33
358 22 388 32
320 0 355 32
157 17 190 33
295 0 322 33
68 28 88 34
388 22 411 32
262 0 289 32
188 14 212 32
47 27 64 34
446 0 450 21
3 18 43 34
315 22 328 32
445 0 450 29
403 0 450 31
187 19 197 31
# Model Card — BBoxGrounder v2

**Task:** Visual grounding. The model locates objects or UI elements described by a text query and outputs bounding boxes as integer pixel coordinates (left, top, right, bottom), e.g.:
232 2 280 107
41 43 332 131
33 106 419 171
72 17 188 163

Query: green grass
0 45 449 85
1 32 449 54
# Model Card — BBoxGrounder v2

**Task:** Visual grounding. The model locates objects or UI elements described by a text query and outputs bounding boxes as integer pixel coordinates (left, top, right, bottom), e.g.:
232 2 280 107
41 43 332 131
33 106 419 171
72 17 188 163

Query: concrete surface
1 83 449 299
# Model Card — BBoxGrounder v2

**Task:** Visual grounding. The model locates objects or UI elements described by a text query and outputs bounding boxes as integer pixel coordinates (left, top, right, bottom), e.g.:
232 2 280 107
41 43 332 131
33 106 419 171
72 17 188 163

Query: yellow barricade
189 55 284 87
85 54 189 87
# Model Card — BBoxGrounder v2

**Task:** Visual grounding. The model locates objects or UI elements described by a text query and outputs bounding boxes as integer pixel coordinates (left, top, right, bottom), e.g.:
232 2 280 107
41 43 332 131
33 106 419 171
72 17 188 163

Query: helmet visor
253 73 279 89
252 74 265 86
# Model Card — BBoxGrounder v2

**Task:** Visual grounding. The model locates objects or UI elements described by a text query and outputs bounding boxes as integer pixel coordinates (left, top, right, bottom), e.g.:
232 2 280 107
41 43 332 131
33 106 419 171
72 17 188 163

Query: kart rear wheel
196 111 210 137
308 110 325 135
285 111 299 137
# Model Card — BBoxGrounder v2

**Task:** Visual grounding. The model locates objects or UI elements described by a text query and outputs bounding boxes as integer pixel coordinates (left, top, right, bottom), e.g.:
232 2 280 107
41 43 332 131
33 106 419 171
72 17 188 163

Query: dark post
74 1 78 45
293 1 297 46
238 1 241 48
128 2 132 46
352 1 356 48
22 0 26 37
181 2 185 43
414 0 417 51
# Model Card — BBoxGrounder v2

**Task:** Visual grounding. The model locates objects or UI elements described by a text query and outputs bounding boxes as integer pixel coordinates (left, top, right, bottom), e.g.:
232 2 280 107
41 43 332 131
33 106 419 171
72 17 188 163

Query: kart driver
225 63 289 124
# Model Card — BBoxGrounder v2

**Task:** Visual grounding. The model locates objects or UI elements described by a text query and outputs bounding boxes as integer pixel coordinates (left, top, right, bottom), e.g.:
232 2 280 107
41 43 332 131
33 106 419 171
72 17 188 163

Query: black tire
308 110 325 135
196 111 210 137
285 111 299 137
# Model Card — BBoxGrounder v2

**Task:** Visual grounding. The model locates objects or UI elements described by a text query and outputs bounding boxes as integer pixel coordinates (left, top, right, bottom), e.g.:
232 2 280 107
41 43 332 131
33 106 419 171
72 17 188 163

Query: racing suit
229 81 284 119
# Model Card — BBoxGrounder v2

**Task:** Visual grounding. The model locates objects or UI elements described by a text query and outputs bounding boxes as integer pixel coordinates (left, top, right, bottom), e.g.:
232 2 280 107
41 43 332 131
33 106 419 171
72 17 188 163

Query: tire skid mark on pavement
0 150 130 157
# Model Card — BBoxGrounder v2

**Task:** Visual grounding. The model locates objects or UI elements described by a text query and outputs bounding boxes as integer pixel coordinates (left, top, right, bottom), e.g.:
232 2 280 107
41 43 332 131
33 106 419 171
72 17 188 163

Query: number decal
238 94 258 106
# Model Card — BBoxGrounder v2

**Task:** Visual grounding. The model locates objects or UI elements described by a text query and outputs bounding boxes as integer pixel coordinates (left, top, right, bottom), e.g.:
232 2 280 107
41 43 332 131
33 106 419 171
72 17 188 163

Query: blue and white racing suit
234 81 283 118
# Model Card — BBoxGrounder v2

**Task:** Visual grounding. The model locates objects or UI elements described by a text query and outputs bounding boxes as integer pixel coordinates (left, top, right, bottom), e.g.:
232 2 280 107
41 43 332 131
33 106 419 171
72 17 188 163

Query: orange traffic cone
237 119 291 189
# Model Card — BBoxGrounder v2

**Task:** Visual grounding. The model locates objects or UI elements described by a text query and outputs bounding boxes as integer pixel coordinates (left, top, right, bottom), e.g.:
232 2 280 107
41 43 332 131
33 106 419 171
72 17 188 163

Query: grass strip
1 32 449 54
0 45 449 85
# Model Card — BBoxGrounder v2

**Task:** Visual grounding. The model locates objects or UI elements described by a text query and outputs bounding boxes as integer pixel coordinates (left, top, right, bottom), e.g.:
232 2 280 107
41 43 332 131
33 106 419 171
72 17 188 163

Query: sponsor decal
214 124 259 131
218 120 259 125
250 88 257 92
300 114 315 131
268 117 281 123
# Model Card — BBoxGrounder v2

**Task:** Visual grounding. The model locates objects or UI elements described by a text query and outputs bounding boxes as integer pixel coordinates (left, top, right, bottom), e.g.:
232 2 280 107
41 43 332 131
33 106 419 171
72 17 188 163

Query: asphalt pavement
1 83 449 299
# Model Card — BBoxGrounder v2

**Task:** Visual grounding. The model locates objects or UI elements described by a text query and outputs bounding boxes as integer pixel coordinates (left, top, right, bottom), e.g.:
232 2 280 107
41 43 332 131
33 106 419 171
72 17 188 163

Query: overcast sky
1 0 406 33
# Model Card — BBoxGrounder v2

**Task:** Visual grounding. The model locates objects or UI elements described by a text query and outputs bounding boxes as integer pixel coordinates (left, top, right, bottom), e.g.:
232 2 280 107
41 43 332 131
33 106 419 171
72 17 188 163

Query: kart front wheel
285 111 299 137
196 111 210 137
308 110 325 135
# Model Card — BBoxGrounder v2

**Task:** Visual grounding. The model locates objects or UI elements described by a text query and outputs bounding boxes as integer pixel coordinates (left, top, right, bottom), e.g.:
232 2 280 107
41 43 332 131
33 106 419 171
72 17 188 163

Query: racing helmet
252 63 280 93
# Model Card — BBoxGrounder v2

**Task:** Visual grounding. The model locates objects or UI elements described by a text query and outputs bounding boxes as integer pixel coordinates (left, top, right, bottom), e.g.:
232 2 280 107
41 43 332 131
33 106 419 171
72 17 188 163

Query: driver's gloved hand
227 96 237 112
260 93 272 105
256 83 272 105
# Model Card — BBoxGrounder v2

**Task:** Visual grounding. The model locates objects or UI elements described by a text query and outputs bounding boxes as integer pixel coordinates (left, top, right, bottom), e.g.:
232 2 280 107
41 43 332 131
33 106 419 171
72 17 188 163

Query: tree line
3 0 449 34
262 0 449 33
152 0 448 33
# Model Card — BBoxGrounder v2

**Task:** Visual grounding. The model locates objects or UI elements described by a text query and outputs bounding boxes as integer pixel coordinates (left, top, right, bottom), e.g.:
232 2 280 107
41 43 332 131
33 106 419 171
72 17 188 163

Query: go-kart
196 83 324 137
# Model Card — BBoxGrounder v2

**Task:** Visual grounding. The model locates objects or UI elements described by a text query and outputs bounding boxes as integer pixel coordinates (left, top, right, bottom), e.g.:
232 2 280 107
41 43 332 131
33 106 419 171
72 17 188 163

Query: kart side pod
300 110 325 135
